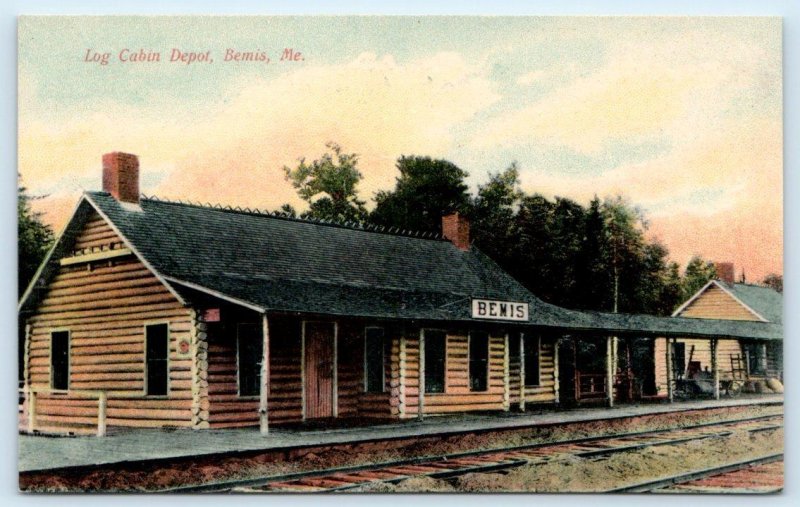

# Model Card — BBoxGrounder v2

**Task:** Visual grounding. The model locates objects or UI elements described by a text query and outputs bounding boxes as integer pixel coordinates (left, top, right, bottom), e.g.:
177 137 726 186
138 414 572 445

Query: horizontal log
71 363 144 374
46 276 161 300
39 284 170 308
424 393 504 405
30 302 186 326
70 381 144 390
70 353 144 366
523 393 557 403
209 411 259 423
168 380 193 391
108 407 189 420
70 343 144 356
36 405 99 418
34 398 100 409
423 403 504 414
209 420 259 429
51 260 145 283
33 319 192 336
105 418 192 428
70 372 144 382
34 414 98 426
38 293 178 314
107 398 193 410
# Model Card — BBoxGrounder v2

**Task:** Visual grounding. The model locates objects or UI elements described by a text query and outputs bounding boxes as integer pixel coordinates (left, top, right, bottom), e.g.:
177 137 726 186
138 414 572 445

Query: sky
17 16 783 281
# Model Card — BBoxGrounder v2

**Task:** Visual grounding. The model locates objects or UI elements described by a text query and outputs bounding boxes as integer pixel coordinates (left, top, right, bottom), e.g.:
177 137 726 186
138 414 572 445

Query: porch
19 394 783 473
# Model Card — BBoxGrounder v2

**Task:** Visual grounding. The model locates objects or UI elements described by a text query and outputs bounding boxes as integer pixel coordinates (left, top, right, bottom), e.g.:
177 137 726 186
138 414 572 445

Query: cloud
21 51 500 229
474 22 779 155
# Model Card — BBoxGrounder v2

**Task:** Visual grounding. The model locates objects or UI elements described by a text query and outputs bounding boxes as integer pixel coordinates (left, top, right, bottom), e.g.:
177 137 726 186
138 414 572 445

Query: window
671 342 686 379
469 332 489 391
237 323 263 397
523 335 540 387
146 324 169 396
364 328 385 393
743 343 766 376
424 330 446 394
508 333 521 364
50 331 70 390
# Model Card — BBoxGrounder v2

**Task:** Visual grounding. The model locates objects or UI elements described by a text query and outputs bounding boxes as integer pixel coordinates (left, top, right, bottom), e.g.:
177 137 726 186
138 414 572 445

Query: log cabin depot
18 152 783 435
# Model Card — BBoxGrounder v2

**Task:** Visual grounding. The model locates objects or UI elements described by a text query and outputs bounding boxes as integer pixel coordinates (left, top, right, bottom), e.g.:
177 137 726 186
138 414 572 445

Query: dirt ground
20 403 783 492
360 428 783 493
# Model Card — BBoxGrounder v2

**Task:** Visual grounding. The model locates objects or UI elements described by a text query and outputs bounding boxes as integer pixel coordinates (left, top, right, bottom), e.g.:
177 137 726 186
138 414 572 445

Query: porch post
606 336 616 408
711 338 720 400
666 338 674 403
417 329 425 421
332 322 339 418
23 323 33 433
259 313 270 435
553 337 560 405
502 333 510 411
519 333 526 411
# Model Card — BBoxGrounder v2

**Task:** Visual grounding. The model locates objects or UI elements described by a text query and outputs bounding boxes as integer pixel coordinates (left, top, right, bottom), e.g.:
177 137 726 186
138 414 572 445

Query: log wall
679 285 763 320
392 330 512 417
654 337 742 394
523 338 558 404
25 212 195 430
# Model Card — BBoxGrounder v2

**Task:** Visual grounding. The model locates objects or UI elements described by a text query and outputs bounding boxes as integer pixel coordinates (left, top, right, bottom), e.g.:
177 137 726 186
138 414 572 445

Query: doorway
303 322 336 419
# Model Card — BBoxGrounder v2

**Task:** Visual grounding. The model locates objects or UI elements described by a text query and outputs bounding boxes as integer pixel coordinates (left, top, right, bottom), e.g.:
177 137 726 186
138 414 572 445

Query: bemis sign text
471 299 529 321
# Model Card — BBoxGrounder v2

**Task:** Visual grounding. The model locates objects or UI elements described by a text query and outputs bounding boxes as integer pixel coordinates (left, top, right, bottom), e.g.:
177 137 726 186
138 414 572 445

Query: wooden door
304 322 336 419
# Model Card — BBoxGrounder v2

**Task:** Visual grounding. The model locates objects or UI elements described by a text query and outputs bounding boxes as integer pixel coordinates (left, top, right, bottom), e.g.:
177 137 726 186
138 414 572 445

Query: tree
18 177 54 298
762 273 783 293
283 142 367 223
370 156 471 233
470 163 523 267
574 197 608 310
660 261 685 314
601 196 647 313
682 256 717 300
275 203 297 218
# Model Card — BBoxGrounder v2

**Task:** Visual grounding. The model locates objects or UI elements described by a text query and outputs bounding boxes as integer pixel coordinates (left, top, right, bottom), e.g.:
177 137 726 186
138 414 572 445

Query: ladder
729 354 747 380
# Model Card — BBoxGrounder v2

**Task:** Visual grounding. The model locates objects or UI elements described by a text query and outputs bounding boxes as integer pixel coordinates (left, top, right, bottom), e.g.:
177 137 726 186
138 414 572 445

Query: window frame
468 331 490 392
49 329 71 392
236 322 263 398
523 334 541 387
144 322 170 397
363 326 386 394
743 342 767 376
423 328 448 394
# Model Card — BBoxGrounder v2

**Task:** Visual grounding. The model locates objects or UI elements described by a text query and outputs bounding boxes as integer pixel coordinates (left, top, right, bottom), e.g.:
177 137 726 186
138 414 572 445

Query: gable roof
672 279 782 324
19 191 782 340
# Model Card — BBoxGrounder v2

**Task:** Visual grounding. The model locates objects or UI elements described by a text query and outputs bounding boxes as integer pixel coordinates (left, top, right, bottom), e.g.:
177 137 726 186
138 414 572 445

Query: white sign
471 299 529 321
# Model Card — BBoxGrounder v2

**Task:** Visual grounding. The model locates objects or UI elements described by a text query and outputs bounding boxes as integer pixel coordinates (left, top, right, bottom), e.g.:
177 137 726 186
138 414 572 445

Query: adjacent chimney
442 212 470 251
102 152 140 203
714 262 735 285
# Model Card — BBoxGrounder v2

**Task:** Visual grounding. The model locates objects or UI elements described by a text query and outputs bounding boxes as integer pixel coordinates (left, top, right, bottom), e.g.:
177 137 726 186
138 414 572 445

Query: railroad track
165 413 782 493
610 453 783 493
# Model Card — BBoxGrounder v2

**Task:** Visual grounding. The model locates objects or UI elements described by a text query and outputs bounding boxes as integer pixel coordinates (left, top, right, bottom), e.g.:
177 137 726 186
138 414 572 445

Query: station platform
18 394 782 473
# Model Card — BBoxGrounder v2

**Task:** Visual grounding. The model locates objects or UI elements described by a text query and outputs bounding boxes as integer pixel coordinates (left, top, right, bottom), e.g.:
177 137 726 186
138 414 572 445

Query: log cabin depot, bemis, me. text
471 299 529 321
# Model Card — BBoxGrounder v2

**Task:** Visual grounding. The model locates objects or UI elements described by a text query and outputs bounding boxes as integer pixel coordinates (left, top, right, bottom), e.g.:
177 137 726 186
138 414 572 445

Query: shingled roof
724 282 783 324
19 191 782 340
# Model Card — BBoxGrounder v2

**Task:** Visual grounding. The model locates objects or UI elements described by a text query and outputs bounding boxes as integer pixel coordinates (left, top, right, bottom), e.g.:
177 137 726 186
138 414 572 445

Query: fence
22 387 107 436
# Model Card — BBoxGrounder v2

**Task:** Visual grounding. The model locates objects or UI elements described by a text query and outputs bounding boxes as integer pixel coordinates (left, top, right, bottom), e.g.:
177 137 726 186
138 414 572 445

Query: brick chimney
102 152 139 203
715 262 735 285
442 212 470 251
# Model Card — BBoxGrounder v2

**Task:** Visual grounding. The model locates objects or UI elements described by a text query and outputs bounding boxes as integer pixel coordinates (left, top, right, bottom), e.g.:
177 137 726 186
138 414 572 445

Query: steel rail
164 413 782 493
607 453 784 493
